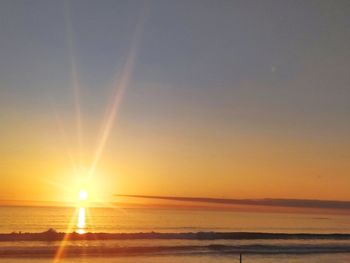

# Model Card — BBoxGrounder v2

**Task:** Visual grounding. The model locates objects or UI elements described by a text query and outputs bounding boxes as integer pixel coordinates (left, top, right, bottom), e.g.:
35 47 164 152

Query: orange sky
1 116 350 205
1 1 350 208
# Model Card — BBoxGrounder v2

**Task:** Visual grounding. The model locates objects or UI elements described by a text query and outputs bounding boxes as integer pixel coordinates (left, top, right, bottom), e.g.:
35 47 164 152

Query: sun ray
88 3 150 179
64 0 84 167
52 207 79 263
51 107 79 178
52 3 150 262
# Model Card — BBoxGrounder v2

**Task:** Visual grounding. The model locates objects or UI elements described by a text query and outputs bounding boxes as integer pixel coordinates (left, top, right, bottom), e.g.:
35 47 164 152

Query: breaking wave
1 229 350 257
1 229 350 241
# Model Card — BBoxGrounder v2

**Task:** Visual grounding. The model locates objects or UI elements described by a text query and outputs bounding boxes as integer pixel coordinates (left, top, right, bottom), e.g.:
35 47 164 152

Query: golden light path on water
77 189 88 234
77 207 86 234
52 1 149 261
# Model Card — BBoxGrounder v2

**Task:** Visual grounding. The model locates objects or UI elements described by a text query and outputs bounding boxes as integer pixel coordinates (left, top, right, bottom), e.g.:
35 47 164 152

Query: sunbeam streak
51 3 150 261
52 208 79 263
64 0 83 166
88 4 149 179
51 106 79 178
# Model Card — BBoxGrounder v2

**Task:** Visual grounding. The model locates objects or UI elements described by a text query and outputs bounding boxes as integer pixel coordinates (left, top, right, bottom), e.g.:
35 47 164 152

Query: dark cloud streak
115 195 350 210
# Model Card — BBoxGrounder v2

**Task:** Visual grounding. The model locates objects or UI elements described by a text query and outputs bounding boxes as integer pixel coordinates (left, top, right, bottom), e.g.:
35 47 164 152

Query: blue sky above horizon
1 0 350 203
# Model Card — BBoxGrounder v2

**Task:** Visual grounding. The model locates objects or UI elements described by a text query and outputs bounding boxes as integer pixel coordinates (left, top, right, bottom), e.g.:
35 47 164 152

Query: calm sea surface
0 206 350 262
1 206 350 233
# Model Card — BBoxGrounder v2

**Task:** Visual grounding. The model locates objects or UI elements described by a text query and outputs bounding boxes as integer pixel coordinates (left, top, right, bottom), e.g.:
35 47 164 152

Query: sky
0 0 350 205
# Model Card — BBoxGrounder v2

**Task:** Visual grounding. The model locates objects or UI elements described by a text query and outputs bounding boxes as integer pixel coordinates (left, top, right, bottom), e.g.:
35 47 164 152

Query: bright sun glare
79 189 88 201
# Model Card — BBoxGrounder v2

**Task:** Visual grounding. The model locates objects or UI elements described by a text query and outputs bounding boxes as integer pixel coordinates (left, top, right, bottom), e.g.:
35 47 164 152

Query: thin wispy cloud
116 195 350 211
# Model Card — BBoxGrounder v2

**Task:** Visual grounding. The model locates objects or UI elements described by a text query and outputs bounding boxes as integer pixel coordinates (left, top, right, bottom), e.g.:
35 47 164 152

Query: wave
1 229 350 242
1 243 350 257
2 230 350 258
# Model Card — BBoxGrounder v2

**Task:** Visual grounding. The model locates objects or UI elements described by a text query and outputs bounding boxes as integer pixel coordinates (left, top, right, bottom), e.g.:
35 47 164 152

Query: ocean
0 206 350 262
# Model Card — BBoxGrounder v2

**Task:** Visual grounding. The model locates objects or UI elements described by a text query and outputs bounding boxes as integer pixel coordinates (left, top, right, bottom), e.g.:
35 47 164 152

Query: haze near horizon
1 0 350 209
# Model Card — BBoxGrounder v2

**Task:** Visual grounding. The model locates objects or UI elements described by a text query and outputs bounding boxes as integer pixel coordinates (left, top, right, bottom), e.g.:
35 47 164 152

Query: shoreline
1 244 350 258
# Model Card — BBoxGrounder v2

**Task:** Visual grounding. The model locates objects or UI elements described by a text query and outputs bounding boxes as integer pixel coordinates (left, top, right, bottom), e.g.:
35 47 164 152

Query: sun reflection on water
77 207 86 234
76 189 88 234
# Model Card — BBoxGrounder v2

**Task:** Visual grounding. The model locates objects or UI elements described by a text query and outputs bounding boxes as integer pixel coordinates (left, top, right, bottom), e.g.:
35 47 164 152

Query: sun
79 189 88 201
68 168 113 206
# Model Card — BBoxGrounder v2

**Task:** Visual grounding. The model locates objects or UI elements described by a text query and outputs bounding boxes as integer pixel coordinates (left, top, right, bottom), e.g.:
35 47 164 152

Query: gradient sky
1 0 350 204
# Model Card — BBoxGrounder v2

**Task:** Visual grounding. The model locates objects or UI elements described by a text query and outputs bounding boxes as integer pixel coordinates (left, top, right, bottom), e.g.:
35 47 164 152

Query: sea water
0 206 350 262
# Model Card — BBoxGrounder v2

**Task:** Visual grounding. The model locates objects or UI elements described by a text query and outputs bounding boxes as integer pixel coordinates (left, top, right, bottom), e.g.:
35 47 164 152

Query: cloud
115 195 350 210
